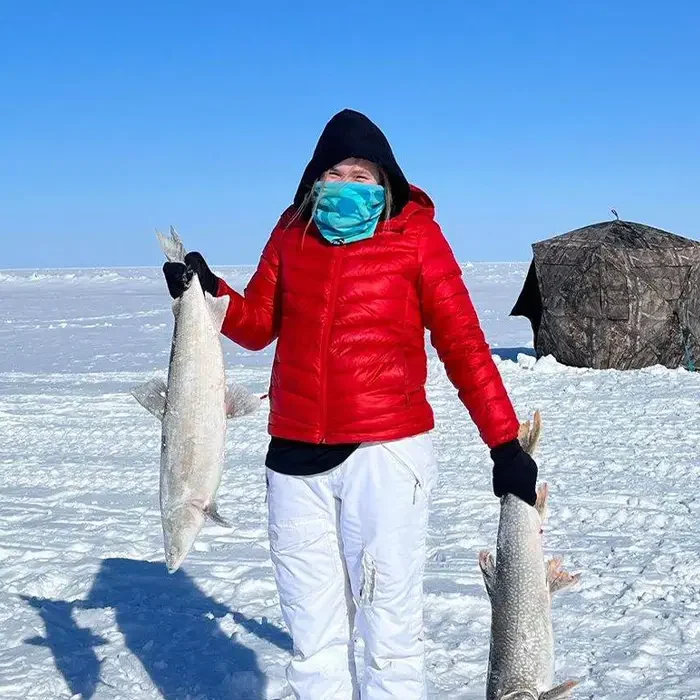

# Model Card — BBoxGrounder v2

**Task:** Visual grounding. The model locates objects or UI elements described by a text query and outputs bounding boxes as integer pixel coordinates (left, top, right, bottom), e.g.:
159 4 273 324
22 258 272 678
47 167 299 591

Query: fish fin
528 410 542 453
226 382 262 418
205 292 230 331
204 503 231 528
518 409 542 455
535 482 549 519
539 679 579 699
517 418 530 447
478 550 496 599
157 225 187 263
131 378 167 421
547 557 581 593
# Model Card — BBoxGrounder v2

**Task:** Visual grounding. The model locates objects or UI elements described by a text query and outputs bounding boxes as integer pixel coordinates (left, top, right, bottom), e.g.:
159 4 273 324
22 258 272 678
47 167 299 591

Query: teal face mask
312 181 386 245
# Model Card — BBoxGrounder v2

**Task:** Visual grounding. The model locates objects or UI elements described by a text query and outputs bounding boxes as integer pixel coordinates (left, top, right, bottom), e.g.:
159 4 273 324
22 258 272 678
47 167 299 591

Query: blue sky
2 1 699 268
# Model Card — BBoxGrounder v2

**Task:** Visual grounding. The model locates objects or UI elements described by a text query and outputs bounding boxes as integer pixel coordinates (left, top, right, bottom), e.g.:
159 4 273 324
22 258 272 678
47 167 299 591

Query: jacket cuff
489 438 521 462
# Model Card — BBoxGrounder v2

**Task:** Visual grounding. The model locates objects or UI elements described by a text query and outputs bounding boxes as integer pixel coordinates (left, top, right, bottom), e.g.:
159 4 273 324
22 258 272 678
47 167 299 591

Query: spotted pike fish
479 412 580 700
132 227 260 573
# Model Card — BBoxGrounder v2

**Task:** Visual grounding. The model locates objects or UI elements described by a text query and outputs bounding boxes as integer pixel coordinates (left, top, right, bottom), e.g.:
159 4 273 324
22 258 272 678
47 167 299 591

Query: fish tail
157 225 187 262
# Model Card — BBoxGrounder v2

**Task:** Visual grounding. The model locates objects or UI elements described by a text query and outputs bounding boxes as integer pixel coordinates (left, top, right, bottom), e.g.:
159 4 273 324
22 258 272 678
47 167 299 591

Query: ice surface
1 263 699 698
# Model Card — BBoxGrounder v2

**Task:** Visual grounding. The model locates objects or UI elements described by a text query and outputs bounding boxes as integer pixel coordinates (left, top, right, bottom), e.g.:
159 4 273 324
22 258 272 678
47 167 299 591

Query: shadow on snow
23 557 292 699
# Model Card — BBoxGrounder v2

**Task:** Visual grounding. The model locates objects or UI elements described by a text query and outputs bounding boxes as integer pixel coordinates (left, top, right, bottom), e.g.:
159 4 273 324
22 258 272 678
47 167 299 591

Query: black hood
293 109 411 218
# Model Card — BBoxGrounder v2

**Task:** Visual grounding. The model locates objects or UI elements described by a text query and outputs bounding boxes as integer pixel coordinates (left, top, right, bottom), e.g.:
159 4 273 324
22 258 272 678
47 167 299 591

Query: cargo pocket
268 516 338 606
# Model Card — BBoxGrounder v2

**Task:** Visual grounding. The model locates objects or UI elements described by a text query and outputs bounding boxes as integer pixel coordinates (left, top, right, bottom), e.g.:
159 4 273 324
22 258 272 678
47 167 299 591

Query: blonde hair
289 169 394 246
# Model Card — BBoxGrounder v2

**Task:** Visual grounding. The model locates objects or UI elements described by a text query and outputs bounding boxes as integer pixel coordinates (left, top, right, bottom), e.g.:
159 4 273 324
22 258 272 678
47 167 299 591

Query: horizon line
0 260 529 273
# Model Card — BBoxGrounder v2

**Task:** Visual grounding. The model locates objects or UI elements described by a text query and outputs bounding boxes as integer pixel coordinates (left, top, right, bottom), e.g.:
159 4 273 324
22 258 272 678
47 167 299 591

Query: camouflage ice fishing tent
511 218 700 370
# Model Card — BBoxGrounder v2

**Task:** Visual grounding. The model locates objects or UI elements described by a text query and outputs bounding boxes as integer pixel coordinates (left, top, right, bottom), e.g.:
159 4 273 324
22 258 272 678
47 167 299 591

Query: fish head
163 504 205 573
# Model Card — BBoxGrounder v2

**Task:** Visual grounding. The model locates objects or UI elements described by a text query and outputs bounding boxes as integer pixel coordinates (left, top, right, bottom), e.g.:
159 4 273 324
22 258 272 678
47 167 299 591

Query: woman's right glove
163 252 220 299
490 439 538 506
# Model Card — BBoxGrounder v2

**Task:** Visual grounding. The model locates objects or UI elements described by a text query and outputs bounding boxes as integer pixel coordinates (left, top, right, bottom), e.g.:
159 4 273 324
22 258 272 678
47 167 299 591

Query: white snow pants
266 432 437 700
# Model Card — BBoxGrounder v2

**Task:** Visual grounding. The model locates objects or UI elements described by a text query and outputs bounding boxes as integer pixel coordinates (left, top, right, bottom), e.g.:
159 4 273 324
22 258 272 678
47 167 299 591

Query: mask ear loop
298 180 324 252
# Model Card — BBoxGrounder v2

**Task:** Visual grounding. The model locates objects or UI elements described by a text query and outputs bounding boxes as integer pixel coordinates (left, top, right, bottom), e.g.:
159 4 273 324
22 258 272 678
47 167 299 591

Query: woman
163 109 537 700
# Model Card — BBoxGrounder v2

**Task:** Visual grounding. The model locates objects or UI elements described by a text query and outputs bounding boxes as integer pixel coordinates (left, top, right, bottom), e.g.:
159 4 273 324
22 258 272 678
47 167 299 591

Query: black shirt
265 437 359 476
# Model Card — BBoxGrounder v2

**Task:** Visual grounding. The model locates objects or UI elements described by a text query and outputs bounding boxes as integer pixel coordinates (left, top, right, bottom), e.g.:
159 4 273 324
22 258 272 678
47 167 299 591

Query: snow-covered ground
2 263 700 699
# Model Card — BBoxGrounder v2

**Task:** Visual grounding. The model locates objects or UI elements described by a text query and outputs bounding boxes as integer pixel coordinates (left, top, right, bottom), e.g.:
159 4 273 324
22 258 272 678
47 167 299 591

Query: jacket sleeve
417 219 519 448
216 221 283 351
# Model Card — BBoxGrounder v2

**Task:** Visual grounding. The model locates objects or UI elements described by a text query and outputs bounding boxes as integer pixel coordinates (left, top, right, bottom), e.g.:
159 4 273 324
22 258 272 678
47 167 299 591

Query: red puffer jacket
217 186 519 448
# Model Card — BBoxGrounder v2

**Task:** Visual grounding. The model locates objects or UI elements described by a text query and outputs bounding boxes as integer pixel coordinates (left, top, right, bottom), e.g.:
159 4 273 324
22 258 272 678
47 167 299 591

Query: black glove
491 439 538 506
163 252 220 299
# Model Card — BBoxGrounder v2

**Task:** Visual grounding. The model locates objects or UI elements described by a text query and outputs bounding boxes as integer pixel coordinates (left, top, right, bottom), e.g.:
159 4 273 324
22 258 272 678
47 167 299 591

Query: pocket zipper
382 446 422 505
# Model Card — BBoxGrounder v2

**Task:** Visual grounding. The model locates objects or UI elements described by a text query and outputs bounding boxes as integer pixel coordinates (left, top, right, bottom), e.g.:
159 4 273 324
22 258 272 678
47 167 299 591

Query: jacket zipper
318 247 342 442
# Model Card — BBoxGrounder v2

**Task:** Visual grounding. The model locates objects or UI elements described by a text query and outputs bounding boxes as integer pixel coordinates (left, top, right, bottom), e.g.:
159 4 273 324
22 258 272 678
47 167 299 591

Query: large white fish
132 227 260 573
479 412 580 700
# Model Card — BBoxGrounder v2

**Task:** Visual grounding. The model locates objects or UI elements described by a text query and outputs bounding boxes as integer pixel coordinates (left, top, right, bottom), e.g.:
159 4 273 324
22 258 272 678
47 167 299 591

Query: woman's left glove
490 439 538 506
